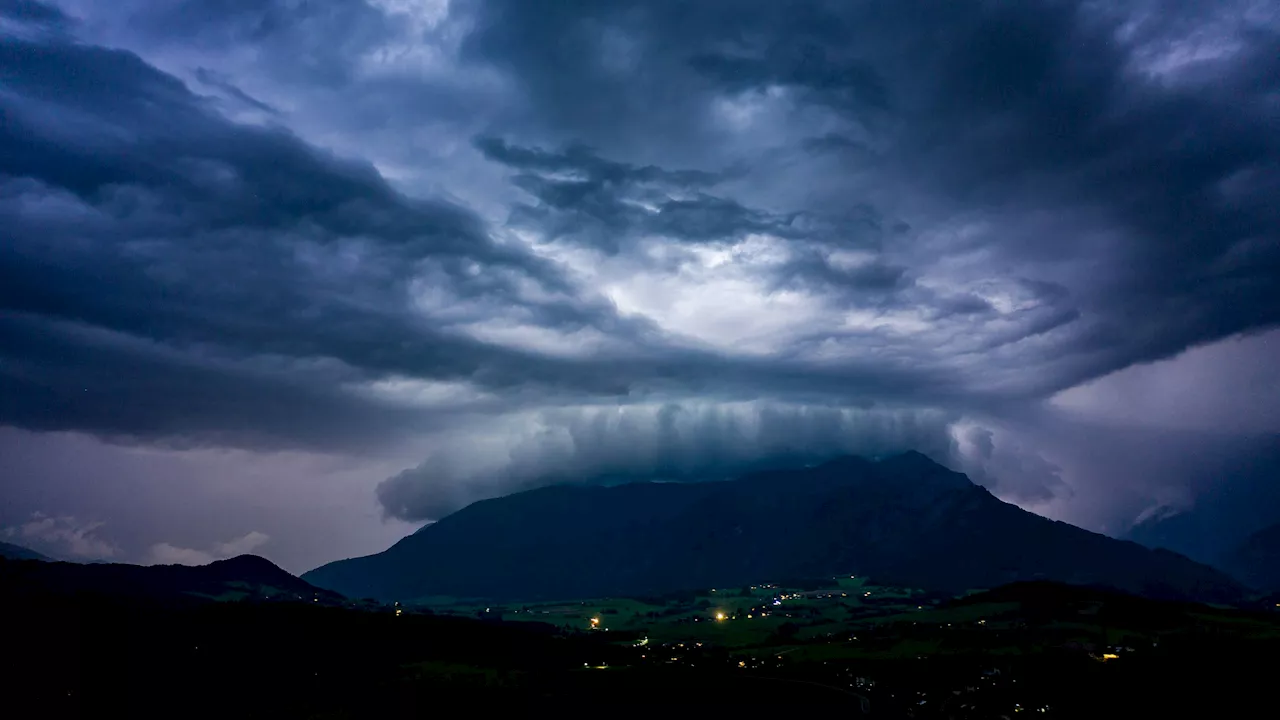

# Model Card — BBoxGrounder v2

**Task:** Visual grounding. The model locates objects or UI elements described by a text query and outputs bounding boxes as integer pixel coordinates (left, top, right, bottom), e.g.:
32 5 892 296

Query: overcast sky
1 0 1277 573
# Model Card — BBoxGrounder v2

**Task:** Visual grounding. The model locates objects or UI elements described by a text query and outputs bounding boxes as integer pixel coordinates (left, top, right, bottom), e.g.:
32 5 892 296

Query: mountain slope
1124 440 1280 565
304 453 1242 604
0 541 51 561
1221 522 1280 592
1 554 346 604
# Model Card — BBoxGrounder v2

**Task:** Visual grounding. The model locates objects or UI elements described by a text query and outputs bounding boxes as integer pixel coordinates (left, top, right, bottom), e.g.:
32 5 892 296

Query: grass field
416 573 945 648
411 572 1280 674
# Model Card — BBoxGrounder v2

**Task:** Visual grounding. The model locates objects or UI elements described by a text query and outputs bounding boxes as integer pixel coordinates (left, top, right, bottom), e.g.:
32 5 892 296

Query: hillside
0 541 51 561
1222 522 1280 592
304 453 1241 604
1 554 345 604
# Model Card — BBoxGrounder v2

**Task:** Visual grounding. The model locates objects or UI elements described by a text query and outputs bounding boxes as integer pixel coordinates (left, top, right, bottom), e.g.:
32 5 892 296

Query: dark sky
1 0 1277 573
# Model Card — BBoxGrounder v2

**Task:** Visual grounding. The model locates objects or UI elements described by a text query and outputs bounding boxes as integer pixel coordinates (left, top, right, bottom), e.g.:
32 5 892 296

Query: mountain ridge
0 541 51 562
1 553 346 604
305 453 1242 604
1221 522 1280 592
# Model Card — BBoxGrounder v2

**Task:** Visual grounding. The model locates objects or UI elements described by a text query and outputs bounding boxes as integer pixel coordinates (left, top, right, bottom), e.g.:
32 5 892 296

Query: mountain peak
878 449 942 468
210 554 281 571
305 457 1238 604
204 554 299 584
875 450 975 492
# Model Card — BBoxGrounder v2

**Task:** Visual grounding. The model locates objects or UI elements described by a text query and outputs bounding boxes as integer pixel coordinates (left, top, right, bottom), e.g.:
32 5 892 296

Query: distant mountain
304 453 1242 604
0 541 51 562
1126 511 1230 566
1125 440 1280 565
1221 523 1280 592
1 554 346 604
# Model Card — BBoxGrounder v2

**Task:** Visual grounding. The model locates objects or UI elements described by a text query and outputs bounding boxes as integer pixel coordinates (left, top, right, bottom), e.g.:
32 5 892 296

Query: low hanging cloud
377 402 963 521
3 512 119 560
146 530 270 566
952 425 1071 505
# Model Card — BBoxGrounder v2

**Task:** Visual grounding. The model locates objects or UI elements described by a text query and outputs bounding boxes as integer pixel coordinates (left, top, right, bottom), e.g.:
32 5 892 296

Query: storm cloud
1 0 1276 568
377 402 962 521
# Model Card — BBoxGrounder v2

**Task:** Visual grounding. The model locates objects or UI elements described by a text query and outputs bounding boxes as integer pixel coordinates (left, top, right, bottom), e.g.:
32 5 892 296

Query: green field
416 574 946 649
411 574 1280 686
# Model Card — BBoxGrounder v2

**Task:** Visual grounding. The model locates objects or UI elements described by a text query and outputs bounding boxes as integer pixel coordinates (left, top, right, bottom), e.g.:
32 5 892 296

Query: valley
10 553 1277 717
410 574 1280 716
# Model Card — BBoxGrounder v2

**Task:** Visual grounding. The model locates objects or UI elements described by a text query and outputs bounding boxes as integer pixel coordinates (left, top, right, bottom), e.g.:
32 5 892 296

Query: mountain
1126 511 1231 566
305 453 1242 604
1221 523 1280 592
1124 439 1280 565
0 541 51 561
1 554 346 604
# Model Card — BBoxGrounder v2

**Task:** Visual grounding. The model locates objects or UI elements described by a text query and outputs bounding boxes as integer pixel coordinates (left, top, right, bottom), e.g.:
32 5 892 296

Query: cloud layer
3 512 119 560
377 402 961 520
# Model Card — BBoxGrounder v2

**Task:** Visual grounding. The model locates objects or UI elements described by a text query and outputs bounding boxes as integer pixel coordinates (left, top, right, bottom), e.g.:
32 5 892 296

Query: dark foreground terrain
5 557 1279 718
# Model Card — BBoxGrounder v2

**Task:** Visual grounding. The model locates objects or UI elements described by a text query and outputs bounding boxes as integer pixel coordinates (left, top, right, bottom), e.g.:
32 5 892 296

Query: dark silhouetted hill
1222 522 1280 592
1 554 345 604
304 453 1242 604
950 580 1275 635
0 541 50 561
